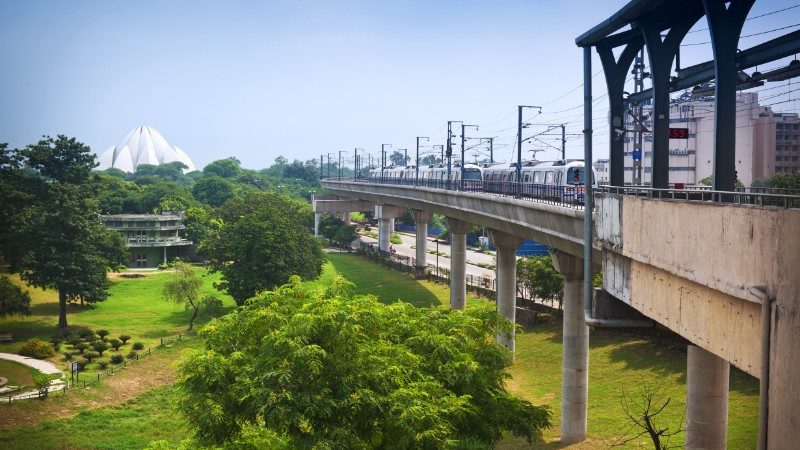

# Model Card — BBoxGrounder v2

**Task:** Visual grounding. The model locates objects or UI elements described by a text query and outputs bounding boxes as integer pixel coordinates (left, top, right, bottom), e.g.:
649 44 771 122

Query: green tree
138 179 196 213
192 175 235 207
201 192 324 305
753 171 800 190
162 262 204 330
95 173 140 214
283 159 319 183
0 275 31 319
420 154 440 165
203 157 242 178
176 276 550 448
4 136 127 329
182 207 220 247
517 255 564 306
389 150 409 166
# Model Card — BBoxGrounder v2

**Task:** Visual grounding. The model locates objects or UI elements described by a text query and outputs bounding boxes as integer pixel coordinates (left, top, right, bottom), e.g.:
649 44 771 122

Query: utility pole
327 153 332 178
338 150 344 180
446 121 462 189
487 137 494 163
381 144 391 182
319 155 323 178
416 137 429 185
561 124 566 160
461 124 478 182
354 148 363 179
516 106 542 196
398 148 408 166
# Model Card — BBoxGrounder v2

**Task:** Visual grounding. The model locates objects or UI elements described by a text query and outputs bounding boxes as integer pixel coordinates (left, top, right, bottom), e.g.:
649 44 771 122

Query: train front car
460 163 484 191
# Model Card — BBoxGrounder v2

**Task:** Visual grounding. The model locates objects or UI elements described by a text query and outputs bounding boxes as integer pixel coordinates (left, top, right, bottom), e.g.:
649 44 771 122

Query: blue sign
72 362 78 374
632 149 642 161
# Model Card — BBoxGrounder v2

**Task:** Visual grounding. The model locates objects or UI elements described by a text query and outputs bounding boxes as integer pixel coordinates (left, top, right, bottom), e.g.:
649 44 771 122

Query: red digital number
669 128 688 139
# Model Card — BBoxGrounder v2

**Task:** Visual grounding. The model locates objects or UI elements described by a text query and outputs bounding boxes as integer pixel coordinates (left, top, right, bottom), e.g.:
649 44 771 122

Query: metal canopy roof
575 0 708 47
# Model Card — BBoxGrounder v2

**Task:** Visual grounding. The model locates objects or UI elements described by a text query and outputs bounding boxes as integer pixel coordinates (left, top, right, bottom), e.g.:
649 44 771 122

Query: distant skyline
2 0 798 170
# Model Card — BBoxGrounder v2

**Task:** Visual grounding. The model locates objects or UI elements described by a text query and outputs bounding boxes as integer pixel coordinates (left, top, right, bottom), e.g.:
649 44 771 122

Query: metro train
364 159 597 203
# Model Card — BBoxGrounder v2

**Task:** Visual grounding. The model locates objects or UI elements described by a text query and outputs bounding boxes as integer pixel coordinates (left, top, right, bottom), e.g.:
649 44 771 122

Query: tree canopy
176 276 550 448
517 255 564 305
1 136 127 329
201 191 324 305
0 276 31 320
203 157 242 179
389 150 409 166
162 262 204 330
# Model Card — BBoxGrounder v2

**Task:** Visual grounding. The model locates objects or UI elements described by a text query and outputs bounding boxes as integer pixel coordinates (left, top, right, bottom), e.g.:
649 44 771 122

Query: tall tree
176 276 550 448
192 175 235 207
201 191 324 305
4 136 127 329
420 154 440 165
389 150 409 166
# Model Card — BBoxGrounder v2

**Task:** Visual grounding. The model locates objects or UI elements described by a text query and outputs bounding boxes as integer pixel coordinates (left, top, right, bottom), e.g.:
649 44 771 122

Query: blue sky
1 0 798 170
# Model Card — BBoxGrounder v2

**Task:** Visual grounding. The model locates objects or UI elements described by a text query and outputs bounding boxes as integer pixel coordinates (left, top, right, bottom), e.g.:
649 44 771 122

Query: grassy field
0 255 759 449
0 359 37 388
0 269 236 382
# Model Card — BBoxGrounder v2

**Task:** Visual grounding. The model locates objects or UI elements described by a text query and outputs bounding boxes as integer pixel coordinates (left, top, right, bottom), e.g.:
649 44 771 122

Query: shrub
83 351 100 362
157 263 169 270
67 337 84 346
108 338 122 351
74 342 89 354
127 351 138 360
132 342 145 351
110 354 125 364
97 361 109 370
18 338 55 359
52 341 61 351
75 358 89 371
77 328 95 338
33 373 56 398
49 335 62 345
84 333 99 343
389 233 403 245
119 335 132 344
96 329 110 340
92 341 109 355
63 351 74 361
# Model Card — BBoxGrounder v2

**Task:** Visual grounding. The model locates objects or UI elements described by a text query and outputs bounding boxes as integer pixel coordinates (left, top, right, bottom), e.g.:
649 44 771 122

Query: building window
136 254 147 268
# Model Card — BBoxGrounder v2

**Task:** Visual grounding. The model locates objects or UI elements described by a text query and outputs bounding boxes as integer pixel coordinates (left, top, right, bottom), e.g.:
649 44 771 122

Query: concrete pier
685 345 729 449
550 249 588 444
314 212 322 237
446 217 471 310
411 210 432 278
489 230 523 354
375 205 402 252
342 210 351 225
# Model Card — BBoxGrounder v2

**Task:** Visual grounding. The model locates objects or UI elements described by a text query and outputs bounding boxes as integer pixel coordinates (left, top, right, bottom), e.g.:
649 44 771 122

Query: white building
622 92 800 186
97 125 196 173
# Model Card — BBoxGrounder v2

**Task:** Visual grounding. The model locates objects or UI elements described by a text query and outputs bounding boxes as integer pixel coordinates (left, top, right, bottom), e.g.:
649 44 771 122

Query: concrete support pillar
314 212 322 237
411 210 432 278
550 249 588 444
375 205 402 253
342 211 351 225
685 345 730 449
489 230 522 355
446 217 471 310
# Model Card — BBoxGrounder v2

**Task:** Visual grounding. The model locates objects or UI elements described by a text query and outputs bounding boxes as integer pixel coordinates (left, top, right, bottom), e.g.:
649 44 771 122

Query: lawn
0 269 236 381
0 255 759 449
0 359 38 388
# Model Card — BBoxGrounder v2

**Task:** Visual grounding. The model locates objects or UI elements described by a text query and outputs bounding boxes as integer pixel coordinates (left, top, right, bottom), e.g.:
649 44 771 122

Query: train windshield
463 168 482 180
566 168 586 185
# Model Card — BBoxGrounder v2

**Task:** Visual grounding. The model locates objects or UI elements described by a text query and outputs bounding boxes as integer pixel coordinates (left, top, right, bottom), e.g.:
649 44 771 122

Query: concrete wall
597 193 800 449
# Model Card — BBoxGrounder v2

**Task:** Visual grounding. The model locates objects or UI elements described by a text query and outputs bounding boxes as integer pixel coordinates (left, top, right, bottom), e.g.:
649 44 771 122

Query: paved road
357 232 496 279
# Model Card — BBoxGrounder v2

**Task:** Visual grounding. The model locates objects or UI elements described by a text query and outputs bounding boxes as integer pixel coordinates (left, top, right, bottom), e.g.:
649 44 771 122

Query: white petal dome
97 125 196 172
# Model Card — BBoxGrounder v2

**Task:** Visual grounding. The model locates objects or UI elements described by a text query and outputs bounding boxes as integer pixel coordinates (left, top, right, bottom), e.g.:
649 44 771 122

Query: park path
0 352 64 400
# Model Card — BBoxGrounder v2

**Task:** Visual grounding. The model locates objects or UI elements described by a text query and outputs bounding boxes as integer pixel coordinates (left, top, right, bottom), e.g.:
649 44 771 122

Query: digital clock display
668 127 689 139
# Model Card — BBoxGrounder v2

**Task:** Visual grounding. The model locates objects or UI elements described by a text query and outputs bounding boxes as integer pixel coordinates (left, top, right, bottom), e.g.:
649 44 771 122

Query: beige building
623 92 800 186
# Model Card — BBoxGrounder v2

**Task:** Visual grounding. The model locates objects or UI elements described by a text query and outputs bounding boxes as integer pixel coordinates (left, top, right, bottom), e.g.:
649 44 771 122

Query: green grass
0 270 236 379
0 359 38 388
0 385 187 450
0 255 759 449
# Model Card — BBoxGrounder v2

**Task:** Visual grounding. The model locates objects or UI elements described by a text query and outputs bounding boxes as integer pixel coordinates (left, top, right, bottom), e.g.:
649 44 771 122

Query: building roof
97 125 196 173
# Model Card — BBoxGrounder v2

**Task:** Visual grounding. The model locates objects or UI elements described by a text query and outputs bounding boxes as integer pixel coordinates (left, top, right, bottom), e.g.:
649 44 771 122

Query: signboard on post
632 149 642 161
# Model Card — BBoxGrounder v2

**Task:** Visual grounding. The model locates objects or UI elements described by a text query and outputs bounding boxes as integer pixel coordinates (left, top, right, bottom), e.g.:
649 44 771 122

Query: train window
545 171 554 184
524 174 531 183
556 171 563 185
567 168 585 185
533 171 544 184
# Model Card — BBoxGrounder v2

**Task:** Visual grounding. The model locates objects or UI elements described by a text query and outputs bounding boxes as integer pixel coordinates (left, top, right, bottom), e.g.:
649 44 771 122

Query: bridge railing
324 177 586 209
325 177 800 209
599 185 800 208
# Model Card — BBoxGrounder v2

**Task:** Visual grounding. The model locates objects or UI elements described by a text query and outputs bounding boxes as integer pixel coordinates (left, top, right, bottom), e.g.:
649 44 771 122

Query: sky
1 0 798 170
